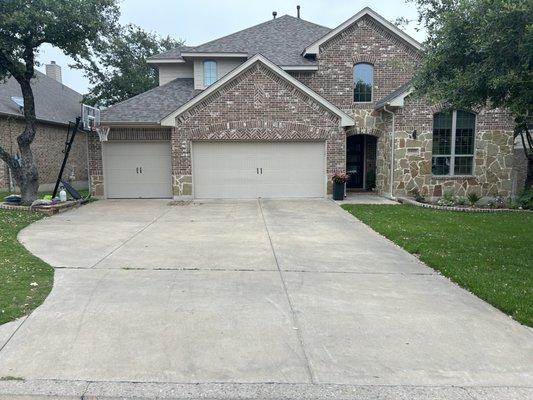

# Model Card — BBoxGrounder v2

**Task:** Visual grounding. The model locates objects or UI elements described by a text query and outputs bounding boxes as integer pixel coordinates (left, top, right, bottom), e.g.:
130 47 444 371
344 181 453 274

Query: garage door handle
257 168 259 174
260 168 263 174
136 167 139 174
140 167 143 174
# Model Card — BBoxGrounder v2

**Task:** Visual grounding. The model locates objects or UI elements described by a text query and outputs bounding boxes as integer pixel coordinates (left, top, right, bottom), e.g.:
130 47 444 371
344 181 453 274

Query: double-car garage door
103 141 325 199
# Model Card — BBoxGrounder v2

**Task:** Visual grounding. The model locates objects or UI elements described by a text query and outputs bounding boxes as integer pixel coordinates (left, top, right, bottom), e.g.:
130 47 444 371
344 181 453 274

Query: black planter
332 181 345 200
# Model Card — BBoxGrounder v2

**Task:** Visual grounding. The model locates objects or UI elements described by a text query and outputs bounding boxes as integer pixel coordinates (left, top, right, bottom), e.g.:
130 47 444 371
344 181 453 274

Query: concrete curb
0 380 532 400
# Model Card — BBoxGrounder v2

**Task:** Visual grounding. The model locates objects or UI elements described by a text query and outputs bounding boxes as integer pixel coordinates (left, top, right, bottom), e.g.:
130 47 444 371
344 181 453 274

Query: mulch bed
397 197 531 213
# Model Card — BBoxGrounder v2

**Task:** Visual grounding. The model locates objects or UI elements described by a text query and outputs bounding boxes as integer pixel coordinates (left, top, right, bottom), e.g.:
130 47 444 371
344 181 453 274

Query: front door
346 135 364 189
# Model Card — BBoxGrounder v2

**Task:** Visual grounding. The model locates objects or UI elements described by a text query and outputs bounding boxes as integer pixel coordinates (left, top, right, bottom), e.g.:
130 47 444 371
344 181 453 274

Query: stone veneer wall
87 127 171 197
172 62 344 197
0 116 88 191
290 14 422 194
386 96 515 199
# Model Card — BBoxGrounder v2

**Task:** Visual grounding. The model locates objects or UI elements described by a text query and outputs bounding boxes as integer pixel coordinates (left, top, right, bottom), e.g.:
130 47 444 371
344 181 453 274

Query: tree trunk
17 84 39 202
0 78 40 204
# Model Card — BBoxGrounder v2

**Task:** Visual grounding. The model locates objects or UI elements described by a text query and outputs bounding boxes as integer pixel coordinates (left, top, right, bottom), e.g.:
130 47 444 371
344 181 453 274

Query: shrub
437 192 456 206
410 188 425 202
366 170 376 190
516 187 533 210
455 196 467 205
467 192 481 206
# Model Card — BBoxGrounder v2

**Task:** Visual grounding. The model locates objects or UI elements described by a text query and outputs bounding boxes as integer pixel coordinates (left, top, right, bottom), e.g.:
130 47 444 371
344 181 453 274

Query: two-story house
91 7 516 200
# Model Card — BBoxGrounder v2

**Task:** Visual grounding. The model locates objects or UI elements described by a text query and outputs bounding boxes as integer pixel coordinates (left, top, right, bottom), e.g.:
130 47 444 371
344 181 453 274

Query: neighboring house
92 7 518 200
0 62 87 192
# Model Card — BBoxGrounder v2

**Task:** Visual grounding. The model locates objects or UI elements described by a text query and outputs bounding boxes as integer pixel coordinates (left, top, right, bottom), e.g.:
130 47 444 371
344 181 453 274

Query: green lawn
341 204 533 327
0 210 53 325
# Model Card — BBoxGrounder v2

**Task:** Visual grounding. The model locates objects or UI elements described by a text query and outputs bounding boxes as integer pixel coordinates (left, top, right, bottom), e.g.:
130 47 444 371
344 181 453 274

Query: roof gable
303 7 422 56
160 54 354 127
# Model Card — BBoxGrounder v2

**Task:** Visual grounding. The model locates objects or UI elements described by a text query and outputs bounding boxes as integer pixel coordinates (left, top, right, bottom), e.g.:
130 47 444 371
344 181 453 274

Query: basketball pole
52 116 82 199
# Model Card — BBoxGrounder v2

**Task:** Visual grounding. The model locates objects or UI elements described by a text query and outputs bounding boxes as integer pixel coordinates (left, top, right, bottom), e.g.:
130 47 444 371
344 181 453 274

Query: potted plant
331 172 350 200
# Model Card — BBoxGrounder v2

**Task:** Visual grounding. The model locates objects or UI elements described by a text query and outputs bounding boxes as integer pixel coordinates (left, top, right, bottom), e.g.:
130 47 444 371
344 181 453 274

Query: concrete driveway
0 199 532 398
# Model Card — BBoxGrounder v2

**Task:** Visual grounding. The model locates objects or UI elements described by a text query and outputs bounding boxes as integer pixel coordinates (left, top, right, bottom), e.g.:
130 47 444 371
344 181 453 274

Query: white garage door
192 141 325 199
104 142 172 198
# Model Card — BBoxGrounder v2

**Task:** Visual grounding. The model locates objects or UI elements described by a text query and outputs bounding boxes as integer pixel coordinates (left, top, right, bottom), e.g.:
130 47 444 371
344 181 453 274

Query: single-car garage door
192 141 325 199
104 141 172 198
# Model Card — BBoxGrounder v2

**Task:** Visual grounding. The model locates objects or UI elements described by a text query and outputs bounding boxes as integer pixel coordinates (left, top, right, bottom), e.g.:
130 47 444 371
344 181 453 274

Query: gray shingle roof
101 78 196 123
374 80 412 109
0 70 82 125
148 15 331 66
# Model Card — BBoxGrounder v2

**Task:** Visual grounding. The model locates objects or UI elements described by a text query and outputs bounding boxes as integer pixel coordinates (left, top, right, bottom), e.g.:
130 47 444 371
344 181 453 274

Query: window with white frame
353 63 373 102
432 110 476 176
203 60 217 86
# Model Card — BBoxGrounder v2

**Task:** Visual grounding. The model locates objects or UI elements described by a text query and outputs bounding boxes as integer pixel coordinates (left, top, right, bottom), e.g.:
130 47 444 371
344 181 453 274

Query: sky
35 0 425 95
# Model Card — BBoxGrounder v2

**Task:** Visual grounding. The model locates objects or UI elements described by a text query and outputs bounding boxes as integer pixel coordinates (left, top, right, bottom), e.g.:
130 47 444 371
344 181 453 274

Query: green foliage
455 196 467 205
410 187 425 202
0 210 53 324
410 0 532 120
437 191 456 206
516 187 533 209
76 24 184 107
366 170 376 190
0 0 119 80
341 204 533 326
467 192 481 206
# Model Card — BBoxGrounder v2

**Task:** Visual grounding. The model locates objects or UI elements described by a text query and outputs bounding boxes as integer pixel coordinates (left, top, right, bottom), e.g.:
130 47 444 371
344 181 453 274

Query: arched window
203 60 217 86
353 63 373 102
432 110 476 176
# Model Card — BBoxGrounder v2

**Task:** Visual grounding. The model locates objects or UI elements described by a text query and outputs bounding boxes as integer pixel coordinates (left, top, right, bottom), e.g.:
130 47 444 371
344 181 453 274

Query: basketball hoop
95 125 110 142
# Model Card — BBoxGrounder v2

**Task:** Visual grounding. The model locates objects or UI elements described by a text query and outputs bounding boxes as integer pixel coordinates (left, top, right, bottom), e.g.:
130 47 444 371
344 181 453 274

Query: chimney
297 5 300 19
45 61 62 83
272 11 277 19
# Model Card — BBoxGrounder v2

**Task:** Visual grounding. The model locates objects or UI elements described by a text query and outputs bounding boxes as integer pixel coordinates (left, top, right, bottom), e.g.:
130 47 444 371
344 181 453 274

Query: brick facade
0 116 88 191
172 62 344 197
88 12 518 200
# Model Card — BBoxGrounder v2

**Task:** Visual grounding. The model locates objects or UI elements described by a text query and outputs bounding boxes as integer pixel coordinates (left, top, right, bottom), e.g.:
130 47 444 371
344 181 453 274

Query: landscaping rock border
397 197 531 213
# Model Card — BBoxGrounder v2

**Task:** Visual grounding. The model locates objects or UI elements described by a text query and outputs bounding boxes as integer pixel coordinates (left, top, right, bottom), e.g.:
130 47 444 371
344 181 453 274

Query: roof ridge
167 14 330 55
34 69 83 97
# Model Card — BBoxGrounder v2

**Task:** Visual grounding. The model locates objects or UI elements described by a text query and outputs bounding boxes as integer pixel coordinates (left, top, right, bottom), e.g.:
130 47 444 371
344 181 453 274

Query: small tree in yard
410 0 533 188
76 24 184 107
0 0 119 203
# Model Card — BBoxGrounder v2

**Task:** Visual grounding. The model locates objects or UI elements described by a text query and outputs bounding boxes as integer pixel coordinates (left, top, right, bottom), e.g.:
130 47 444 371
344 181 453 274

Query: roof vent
297 5 300 19
272 11 277 19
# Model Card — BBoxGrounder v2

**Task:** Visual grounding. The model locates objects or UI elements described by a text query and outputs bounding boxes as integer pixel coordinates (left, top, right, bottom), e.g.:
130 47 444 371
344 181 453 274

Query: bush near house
342 204 533 327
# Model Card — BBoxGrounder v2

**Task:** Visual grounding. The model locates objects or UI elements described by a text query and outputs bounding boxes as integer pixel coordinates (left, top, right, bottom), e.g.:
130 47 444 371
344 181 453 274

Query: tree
76 24 183 107
0 0 119 203
410 0 533 188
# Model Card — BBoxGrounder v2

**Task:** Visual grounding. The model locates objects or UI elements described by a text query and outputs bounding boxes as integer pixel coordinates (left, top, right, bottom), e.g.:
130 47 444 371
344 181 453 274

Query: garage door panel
104 142 172 199
193 142 325 199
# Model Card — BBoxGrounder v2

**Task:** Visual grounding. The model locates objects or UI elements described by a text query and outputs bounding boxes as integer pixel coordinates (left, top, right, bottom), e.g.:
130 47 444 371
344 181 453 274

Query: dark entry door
346 135 364 189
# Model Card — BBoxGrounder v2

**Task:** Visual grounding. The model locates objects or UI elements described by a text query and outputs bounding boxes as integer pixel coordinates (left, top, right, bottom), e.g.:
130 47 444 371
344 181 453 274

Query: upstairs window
203 60 217 86
353 63 373 102
432 110 476 176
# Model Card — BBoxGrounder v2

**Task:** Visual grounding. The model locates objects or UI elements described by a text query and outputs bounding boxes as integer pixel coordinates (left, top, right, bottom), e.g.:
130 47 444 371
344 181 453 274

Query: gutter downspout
383 105 396 200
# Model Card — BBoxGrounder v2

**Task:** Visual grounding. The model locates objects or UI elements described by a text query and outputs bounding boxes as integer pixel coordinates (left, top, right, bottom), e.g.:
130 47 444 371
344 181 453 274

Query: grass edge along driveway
0 210 53 325
341 204 533 327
